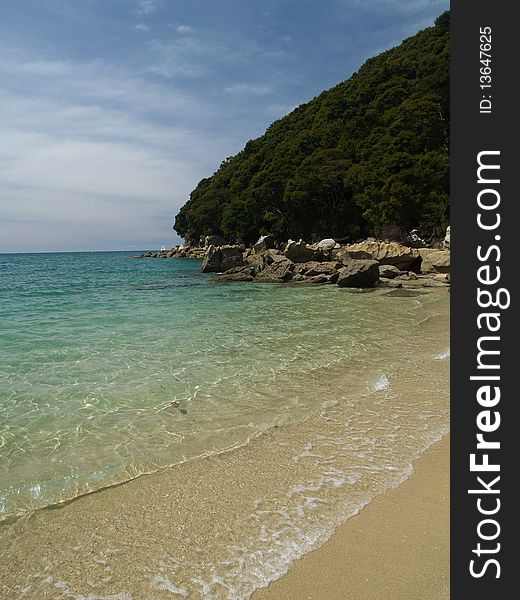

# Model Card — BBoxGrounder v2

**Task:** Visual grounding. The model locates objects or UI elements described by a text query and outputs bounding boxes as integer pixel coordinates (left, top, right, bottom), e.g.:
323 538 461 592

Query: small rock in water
171 401 180 408
180 408 188 415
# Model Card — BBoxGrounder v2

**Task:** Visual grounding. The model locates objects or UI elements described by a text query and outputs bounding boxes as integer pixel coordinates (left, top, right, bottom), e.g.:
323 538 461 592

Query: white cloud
176 25 193 34
0 49 230 251
136 0 162 16
224 83 274 96
135 23 150 32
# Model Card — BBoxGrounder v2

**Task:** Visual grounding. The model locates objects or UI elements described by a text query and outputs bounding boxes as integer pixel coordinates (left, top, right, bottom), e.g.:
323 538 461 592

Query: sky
0 0 449 253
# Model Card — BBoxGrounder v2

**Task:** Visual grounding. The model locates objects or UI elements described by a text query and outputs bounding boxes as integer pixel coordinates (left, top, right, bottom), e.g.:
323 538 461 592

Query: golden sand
253 435 449 600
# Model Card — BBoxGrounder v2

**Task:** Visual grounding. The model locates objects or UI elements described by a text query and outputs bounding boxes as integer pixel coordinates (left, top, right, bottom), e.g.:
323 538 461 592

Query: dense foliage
174 12 450 244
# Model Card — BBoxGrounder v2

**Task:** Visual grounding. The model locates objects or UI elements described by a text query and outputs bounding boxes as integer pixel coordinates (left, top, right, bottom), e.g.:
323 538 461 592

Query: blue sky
0 0 448 252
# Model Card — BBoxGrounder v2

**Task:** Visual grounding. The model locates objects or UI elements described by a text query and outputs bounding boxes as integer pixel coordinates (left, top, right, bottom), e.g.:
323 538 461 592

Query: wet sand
253 435 449 600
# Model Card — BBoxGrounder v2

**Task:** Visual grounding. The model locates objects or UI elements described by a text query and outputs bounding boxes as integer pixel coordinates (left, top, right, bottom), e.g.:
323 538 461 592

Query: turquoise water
0 251 446 522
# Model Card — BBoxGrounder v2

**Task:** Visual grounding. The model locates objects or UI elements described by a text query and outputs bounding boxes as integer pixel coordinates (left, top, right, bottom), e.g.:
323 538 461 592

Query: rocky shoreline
134 233 450 289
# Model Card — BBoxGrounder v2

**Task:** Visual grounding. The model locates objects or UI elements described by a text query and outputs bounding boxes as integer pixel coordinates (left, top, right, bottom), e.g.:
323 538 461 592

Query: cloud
224 83 275 96
176 25 193 34
135 23 150 32
0 49 229 252
136 0 162 16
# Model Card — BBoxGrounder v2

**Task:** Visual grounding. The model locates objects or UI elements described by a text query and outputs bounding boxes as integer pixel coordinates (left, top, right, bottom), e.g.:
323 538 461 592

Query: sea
0 251 450 599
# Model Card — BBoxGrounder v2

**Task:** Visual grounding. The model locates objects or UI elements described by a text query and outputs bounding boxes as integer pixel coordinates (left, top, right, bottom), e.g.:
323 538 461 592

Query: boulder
336 259 380 288
304 261 342 277
204 235 228 248
284 240 314 263
421 278 449 287
201 245 243 273
245 252 268 272
396 272 418 281
214 267 254 282
332 246 371 265
316 238 337 251
303 274 332 284
378 278 403 288
201 246 222 273
253 234 276 252
267 249 288 263
220 246 244 271
256 258 294 283
443 225 451 248
378 265 401 279
345 241 420 271
420 250 450 274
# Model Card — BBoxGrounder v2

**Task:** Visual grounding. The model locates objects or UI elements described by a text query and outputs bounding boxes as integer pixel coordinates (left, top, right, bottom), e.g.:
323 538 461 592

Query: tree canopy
174 11 450 244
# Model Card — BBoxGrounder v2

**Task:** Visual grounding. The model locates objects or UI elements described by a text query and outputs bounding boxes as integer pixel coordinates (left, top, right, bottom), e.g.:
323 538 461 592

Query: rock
336 259 380 288
421 279 449 287
220 246 244 271
245 252 268 272
256 258 294 283
316 238 337 251
303 274 332 284
331 247 363 265
345 241 420 271
443 225 450 248
214 270 254 282
267 249 288 263
396 272 418 281
284 240 314 263
420 250 450 273
202 245 244 273
433 273 450 283
201 246 222 273
304 261 341 276
378 265 401 279
378 278 403 288
253 234 276 252
204 235 228 247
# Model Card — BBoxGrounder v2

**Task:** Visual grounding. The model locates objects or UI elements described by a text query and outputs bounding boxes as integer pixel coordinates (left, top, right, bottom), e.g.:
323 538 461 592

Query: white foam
372 373 390 391
434 348 450 360
150 575 189 596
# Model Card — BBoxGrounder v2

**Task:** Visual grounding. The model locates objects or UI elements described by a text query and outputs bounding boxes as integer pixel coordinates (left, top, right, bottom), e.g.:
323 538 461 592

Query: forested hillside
174 11 449 244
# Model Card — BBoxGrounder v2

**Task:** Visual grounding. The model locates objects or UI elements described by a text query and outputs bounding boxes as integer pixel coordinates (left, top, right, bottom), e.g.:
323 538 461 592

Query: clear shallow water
0 251 450 598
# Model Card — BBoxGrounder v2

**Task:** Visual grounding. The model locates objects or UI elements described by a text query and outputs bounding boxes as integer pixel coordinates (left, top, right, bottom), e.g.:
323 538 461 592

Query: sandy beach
254 435 450 600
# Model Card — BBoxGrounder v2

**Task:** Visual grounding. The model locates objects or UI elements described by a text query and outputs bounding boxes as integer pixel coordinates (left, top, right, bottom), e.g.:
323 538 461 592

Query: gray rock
378 265 401 279
303 274 332 284
378 278 403 288
336 259 380 288
305 261 341 276
201 246 222 273
214 271 254 282
204 235 228 247
316 238 337 251
245 252 267 272
421 279 449 287
267 249 288 263
220 246 244 271
256 258 294 283
202 245 243 272
253 234 276 252
443 225 450 248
